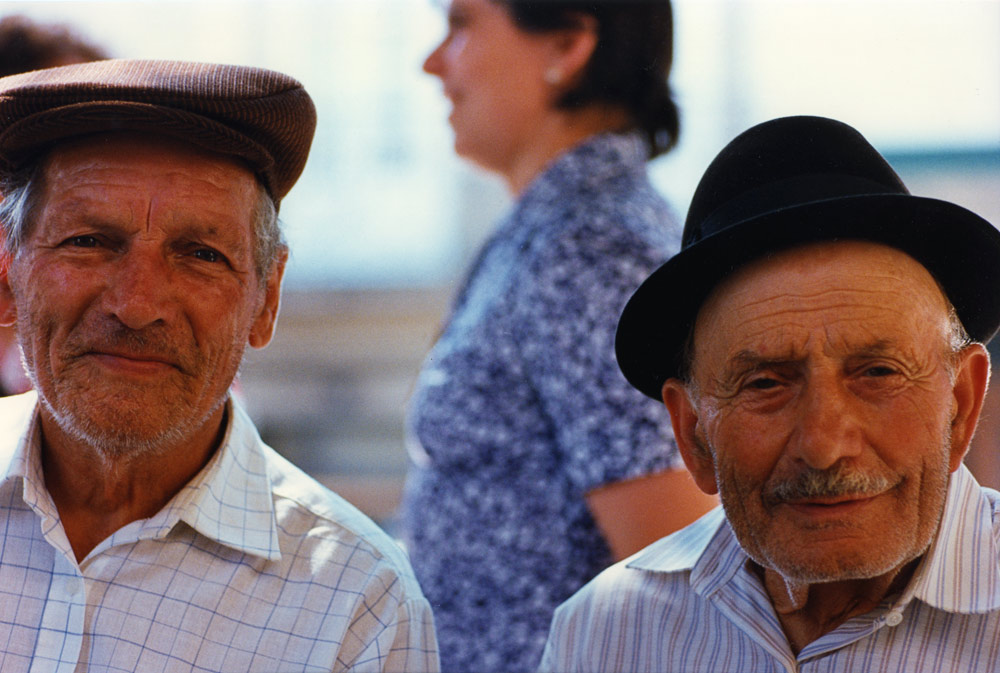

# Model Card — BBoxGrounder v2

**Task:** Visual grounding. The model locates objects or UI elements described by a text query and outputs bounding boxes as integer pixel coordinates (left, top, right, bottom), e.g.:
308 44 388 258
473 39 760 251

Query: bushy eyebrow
725 349 798 373
845 340 901 359
714 350 798 394
718 339 906 380
34 206 127 239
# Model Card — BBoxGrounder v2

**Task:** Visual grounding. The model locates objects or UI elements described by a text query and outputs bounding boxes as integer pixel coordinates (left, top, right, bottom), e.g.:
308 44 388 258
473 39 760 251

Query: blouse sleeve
511 201 684 494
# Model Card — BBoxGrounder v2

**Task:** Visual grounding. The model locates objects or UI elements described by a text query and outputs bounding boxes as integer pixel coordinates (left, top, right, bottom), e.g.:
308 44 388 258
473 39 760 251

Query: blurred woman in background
401 1 717 670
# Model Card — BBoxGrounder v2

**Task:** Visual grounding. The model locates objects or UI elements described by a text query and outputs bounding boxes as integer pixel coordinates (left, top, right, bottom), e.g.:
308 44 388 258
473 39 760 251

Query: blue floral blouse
401 133 683 673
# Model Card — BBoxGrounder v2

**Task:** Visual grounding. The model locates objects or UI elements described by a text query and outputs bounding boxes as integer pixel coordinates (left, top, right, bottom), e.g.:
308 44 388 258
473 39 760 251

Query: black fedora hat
616 115 1000 400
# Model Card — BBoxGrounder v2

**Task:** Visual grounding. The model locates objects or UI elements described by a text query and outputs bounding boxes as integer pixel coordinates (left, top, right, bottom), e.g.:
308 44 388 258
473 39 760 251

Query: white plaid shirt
541 465 1000 673
0 392 439 672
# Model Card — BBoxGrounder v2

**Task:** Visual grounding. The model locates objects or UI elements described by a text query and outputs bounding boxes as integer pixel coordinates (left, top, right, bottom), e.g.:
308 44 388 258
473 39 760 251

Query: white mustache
766 463 895 504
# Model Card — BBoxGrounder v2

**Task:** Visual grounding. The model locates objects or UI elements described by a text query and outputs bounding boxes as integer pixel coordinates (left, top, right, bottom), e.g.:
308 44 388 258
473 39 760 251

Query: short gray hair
0 160 286 282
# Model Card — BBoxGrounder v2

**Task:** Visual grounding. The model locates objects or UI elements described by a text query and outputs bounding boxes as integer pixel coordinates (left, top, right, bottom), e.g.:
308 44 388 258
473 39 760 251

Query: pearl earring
544 67 562 85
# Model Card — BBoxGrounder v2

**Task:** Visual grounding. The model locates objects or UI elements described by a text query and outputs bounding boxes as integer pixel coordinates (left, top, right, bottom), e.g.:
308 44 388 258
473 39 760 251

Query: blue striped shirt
540 465 1000 672
0 392 439 672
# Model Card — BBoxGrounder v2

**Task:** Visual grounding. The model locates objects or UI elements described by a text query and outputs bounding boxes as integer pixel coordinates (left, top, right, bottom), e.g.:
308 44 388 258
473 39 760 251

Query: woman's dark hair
499 0 679 158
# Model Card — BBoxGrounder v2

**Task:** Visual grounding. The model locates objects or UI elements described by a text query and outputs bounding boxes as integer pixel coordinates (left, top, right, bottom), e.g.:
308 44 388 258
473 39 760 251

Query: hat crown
0 59 316 204
615 114 1000 400
682 116 910 248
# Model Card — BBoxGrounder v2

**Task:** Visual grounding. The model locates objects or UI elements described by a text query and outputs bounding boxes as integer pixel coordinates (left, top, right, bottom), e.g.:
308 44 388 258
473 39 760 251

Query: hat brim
616 193 1000 400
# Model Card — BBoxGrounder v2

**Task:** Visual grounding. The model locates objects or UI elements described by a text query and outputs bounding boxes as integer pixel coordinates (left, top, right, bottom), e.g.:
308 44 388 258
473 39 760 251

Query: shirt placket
29 551 85 673
706 568 800 672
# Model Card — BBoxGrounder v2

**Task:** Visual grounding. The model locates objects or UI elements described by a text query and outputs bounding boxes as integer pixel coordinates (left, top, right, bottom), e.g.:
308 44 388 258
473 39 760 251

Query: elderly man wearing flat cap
540 115 1000 672
0 60 438 672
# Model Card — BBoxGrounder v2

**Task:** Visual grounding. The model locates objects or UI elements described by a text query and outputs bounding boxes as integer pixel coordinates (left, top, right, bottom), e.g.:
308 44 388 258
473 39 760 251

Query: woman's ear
662 379 719 495
545 13 598 90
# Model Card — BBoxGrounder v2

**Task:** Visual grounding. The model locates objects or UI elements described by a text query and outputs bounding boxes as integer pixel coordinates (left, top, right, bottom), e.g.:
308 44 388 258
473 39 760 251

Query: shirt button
885 610 903 627
65 577 83 596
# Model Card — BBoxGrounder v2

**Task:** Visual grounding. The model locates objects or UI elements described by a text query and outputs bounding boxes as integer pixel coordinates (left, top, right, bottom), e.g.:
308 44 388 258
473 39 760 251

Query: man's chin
39 393 217 461
51 413 184 460
757 547 917 585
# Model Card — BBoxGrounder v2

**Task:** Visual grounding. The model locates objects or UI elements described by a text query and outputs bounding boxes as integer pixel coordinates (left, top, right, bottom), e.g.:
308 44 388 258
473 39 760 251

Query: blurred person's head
499 1 677 156
0 15 109 76
423 0 677 193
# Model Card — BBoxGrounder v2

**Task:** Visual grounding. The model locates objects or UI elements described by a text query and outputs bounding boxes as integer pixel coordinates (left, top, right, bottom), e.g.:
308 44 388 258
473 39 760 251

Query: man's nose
787 373 865 470
101 246 173 330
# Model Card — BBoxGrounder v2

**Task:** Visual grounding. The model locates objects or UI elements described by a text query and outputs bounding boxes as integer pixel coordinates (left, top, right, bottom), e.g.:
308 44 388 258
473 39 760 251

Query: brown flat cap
0 59 316 203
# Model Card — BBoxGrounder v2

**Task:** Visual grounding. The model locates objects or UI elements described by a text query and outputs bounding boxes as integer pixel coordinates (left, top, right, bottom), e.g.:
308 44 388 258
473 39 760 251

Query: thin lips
784 493 880 506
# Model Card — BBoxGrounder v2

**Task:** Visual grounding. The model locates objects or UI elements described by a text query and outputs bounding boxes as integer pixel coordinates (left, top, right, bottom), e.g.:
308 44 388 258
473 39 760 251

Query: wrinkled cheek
194 326 249 393
21 321 89 410
705 418 773 480
714 456 763 518
714 461 771 558
914 450 953 541
12 311 48 383
11 283 61 367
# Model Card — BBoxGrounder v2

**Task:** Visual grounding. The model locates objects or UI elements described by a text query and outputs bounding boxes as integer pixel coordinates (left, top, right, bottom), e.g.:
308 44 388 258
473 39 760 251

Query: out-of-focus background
2 0 999 526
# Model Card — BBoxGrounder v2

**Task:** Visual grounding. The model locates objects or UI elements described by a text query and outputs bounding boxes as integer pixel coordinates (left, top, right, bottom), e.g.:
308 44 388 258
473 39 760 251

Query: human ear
0 277 15 327
662 379 719 495
544 13 598 90
248 248 287 349
947 343 991 471
0 229 16 327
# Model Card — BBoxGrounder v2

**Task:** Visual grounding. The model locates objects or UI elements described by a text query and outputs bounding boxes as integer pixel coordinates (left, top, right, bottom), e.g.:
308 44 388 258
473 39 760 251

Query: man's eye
69 235 100 248
746 377 780 390
863 366 897 378
192 249 221 263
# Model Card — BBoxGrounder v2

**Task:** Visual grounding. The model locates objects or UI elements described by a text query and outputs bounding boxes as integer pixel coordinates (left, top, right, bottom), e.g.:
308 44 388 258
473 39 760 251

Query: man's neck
758 559 920 655
38 406 227 562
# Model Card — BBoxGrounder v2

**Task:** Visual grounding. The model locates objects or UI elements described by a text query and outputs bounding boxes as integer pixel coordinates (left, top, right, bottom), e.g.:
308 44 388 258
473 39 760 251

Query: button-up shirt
0 392 439 672
540 465 1000 673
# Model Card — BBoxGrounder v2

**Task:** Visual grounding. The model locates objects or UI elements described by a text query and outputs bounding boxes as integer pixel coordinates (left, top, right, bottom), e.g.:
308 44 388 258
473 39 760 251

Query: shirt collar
162 398 282 561
628 465 1000 615
628 505 730 583
0 392 282 562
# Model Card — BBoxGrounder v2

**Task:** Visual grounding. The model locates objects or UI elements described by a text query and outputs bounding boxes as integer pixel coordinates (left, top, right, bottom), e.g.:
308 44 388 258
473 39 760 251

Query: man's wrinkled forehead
39 130 258 182
688 240 955 380
29 132 261 227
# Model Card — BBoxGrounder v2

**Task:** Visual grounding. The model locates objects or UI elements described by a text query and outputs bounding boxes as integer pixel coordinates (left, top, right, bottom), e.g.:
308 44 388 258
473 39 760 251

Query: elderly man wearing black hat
540 116 1000 672
0 61 438 672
